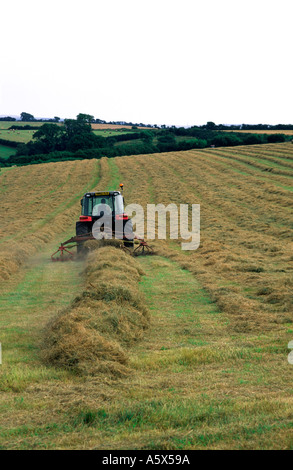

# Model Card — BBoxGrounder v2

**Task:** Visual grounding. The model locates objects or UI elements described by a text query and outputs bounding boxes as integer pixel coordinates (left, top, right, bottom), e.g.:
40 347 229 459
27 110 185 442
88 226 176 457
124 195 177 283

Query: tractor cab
80 191 124 220
76 187 133 249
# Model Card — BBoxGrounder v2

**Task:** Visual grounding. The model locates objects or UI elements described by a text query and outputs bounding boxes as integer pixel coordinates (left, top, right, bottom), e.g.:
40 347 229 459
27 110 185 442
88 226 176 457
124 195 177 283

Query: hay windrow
41 244 149 377
0 159 99 281
114 145 293 332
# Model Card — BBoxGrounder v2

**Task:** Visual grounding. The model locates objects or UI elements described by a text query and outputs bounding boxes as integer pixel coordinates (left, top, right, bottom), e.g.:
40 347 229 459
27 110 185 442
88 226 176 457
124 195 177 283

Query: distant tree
66 132 103 152
64 118 92 139
20 112 35 121
157 132 176 151
141 130 154 143
54 116 60 122
158 133 176 145
63 116 103 152
206 121 216 130
0 116 16 121
267 133 286 143
32 123 65 153
76 113 95 124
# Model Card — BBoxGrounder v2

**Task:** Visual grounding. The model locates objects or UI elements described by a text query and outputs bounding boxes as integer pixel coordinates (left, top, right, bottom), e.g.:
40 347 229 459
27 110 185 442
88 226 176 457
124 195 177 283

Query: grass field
93 129 138 138
0 159 100 280
0 144 292 449
0 129 35 144
0 121 152 146
0 122 49 130
0 145 17 160
91 124 153 130
0 121 63 144
226 129 293 136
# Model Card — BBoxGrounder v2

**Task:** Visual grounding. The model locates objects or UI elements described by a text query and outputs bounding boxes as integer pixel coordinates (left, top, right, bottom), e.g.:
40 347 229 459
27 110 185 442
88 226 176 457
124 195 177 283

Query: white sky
1 0 292 126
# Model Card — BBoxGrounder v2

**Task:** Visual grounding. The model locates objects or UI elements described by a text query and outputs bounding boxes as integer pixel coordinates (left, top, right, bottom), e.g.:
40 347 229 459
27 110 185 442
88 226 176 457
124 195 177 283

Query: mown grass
0 159 100 280
41 244 149 377
115 144 293 333
106 159 121 191
0 147 292 449
0 242 83 393
4 254 291 449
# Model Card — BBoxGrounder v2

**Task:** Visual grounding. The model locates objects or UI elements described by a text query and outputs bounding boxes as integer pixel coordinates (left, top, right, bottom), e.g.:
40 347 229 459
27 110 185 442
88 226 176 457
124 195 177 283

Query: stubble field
0 143 292 449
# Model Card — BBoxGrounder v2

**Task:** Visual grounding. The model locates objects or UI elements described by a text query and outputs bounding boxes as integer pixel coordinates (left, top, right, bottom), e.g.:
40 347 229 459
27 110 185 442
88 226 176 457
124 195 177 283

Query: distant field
0 144 17 159
226 129 293 135
92 128 137 137
0 121 63 144
0 121 153 146
0 129 35 143
91 123 153 130
0 121 61 130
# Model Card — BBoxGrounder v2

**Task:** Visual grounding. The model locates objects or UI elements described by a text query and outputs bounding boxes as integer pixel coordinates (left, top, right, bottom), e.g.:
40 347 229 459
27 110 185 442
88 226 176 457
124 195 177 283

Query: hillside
0 160 99 280
116 142 293 332
0 143 292 449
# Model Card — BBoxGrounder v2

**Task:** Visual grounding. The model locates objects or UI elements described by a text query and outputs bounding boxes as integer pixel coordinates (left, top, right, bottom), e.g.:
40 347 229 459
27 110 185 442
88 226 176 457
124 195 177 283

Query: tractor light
115 214 128 221
79 216 92 222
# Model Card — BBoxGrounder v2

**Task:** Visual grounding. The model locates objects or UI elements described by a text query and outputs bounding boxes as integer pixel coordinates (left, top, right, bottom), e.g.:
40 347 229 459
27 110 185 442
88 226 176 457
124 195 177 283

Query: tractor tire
76 222 90 257
124 240 134 249
123 219 134 250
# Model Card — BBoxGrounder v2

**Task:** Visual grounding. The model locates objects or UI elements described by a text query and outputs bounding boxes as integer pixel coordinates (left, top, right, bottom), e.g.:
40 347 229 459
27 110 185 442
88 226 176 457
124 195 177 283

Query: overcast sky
1 0 292 126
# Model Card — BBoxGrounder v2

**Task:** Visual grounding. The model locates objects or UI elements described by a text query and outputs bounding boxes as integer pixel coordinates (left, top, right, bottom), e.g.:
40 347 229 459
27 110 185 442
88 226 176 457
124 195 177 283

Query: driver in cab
92 198 112 217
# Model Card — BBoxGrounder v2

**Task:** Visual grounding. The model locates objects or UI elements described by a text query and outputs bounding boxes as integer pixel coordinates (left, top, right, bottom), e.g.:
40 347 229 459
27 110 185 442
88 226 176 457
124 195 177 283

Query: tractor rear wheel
76 222 90 256
123 219 134 250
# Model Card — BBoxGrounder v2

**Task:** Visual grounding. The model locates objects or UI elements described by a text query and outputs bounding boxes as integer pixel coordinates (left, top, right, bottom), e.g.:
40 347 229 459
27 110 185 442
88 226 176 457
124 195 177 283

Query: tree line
0 115 291 168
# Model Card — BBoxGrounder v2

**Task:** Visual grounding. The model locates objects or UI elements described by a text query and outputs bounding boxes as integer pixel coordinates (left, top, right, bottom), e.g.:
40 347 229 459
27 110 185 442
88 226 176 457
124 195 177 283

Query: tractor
51 183 152 261
76 185 134 253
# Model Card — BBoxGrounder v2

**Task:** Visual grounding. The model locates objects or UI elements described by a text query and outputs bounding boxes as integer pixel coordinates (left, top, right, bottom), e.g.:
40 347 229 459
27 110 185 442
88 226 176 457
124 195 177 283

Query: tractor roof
83 191 121 197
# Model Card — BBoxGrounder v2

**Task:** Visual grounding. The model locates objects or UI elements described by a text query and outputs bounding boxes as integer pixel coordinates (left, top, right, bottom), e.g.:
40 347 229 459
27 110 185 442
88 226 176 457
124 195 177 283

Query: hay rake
51 232 154 261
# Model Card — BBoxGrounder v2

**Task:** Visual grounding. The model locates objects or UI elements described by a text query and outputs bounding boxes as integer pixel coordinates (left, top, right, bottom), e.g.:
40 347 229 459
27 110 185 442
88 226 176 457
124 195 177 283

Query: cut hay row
41 242 150 376
203 146 293 176
230 150 293 170
208 146 293 179
166 151 293 212
114 143 293 333
225 129 293 135
0 159 100 280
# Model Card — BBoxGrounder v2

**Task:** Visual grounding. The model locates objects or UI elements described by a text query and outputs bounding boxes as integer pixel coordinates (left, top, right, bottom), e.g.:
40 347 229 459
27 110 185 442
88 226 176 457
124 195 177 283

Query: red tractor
51 184 153 261
76 188 134 253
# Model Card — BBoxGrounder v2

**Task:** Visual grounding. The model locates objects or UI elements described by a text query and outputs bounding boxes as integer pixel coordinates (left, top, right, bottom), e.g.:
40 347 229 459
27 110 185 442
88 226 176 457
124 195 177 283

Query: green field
0 129 35 144
0 145 17 160
93 129 137 137
0 122 149 147
0 122 47 130
0 121 64 144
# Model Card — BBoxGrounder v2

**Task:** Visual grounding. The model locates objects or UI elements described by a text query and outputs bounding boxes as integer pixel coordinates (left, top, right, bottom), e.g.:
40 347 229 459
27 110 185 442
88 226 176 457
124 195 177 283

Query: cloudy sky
1 0 292 126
